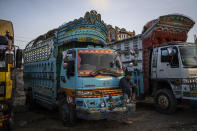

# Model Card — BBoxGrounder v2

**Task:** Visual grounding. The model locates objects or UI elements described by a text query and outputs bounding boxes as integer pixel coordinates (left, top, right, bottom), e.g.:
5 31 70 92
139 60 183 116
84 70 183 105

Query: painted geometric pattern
24 39 53 63
57 10 107 45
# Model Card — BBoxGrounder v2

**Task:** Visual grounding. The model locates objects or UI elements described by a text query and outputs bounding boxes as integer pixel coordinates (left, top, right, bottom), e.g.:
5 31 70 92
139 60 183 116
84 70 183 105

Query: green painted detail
57 10 107 45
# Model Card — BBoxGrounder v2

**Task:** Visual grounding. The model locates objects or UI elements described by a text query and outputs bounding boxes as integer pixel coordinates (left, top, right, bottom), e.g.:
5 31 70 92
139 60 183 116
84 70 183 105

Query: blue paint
131 71 144 96
24 10 135 120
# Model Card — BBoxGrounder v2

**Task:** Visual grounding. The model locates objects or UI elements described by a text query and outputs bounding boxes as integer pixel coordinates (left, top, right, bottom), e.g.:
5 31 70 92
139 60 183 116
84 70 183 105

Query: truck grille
0 82 6 97
182 78 197 93
76 88 123 98
182 78 197 85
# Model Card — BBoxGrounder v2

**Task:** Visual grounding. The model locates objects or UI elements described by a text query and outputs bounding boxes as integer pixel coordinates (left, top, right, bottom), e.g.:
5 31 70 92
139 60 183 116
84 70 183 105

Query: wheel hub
158 95 169 109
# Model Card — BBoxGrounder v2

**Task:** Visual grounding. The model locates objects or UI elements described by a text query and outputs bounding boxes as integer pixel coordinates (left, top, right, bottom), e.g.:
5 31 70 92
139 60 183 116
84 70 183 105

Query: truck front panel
59 48 135 120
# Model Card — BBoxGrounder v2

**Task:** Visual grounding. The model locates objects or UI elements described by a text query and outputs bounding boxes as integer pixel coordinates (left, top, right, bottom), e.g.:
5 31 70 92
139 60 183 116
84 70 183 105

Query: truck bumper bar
76 103 136 120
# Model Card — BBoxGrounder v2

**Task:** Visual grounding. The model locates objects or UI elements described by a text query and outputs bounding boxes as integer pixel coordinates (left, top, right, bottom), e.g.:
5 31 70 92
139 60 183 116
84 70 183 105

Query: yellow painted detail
64 88 75 96
6 64 12 99
0 64 13 100
0 72 5 81
0 19 13 37
61 87 122 98
78 37 86 42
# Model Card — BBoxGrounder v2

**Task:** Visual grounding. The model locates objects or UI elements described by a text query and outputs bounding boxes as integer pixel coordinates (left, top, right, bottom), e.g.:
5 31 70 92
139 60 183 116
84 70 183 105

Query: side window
160 47 179 68
161 48 170 62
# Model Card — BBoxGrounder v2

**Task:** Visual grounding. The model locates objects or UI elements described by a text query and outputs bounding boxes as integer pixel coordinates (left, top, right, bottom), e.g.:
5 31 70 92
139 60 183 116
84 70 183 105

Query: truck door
60 50 76 89
157 47 181 78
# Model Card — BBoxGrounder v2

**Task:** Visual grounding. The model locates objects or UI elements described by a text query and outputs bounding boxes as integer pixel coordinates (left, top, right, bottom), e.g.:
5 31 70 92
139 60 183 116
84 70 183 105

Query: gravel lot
12 99 197 131
11 70 197 131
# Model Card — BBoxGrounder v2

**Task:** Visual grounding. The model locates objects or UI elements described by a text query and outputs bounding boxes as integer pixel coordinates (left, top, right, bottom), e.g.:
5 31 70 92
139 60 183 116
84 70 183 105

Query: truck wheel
59 100 76 126
154 88 176 114
3 113 13 131
25 89 35 110
3 121 11 131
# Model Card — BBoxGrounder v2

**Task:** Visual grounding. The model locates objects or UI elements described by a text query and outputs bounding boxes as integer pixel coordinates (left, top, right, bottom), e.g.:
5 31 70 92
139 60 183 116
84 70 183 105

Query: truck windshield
179 46 197 67
77 50 123 75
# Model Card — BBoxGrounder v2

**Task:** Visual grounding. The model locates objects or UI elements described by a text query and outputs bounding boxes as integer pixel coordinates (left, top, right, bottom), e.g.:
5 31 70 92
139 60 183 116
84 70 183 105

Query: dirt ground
11 70 197 131
11 99 197 131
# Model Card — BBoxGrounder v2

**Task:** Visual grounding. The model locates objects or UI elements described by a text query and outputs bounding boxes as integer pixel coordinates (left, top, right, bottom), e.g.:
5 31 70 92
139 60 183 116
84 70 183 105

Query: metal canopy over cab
0 20 13 38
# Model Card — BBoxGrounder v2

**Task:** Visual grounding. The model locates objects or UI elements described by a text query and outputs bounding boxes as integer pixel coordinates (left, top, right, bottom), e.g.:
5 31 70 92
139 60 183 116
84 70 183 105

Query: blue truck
23 10 135 126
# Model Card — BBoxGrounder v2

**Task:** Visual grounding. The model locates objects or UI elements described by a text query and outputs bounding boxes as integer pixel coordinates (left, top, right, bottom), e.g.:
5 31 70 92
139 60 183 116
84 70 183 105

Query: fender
151 78 173 96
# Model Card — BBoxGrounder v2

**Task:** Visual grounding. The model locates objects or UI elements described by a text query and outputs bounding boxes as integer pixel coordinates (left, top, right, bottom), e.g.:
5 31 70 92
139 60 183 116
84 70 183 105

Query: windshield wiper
90 68 122 77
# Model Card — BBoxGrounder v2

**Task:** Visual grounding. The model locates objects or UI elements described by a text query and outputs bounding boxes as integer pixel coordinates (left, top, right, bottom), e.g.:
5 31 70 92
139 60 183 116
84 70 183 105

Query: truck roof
0 19 14 38
155 42 195 48
69 47 118 51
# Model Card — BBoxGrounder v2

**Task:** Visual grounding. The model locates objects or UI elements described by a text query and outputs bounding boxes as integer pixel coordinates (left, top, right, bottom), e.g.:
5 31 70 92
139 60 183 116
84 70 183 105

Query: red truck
139 14 197 113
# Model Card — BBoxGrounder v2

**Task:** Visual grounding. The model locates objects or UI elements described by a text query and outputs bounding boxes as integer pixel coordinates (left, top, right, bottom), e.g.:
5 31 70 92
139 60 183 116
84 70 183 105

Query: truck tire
3 121 11 131
154 88 176 114
59 99 76 126
25 89 35 110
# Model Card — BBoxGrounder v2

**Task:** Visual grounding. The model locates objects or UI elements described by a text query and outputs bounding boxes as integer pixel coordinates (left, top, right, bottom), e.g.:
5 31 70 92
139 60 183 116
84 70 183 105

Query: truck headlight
173 79 181 85
0 104 8 110
75 90 93 96
0 104 4 110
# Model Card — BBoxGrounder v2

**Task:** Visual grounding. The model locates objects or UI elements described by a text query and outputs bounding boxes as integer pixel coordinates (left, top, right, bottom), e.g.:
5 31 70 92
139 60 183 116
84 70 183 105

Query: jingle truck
134 14 197 113
0 19 22 129
24 10 135 126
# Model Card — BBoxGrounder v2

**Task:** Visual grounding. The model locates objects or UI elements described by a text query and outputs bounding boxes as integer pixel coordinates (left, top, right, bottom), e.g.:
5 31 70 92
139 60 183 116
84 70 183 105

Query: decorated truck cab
138 14 197 113
24 10 135 126
60 47 130 120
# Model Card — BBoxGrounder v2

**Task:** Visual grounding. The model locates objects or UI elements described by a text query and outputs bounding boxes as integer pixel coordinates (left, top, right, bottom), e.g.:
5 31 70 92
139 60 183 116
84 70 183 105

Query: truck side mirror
66 60 75 78
110 61 114 68
63 63 68 69
16 49 22 68
5 54 13 64
167 47 174 56
115 60 121 68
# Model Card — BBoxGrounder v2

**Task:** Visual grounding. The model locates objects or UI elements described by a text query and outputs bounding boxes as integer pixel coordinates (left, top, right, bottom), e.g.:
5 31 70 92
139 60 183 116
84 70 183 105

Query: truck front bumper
0 102 11 128
0 113 10 127
76 103 136 120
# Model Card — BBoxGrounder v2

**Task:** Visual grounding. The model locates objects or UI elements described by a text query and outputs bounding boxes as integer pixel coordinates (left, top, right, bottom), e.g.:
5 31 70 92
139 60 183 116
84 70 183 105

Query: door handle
159 69 164 72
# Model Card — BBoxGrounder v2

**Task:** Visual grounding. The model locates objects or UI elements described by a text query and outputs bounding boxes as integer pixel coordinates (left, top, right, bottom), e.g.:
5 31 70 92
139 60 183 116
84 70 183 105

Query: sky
0 0 197 49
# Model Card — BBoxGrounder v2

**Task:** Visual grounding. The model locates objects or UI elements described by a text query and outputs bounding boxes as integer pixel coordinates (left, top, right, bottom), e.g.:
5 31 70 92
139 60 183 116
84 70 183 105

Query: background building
106 25 135 43
108 34 142 71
